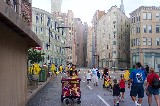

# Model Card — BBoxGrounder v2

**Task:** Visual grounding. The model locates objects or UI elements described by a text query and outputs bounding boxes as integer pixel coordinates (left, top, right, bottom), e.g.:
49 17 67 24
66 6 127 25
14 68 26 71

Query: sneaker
135 101 139 106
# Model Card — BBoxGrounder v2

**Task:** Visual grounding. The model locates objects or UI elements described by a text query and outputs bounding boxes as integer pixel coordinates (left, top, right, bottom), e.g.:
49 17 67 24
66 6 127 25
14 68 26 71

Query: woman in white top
92 65 98 86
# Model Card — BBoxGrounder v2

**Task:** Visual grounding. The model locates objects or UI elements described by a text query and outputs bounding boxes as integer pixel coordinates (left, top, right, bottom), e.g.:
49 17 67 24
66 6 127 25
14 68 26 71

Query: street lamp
93 54 99 68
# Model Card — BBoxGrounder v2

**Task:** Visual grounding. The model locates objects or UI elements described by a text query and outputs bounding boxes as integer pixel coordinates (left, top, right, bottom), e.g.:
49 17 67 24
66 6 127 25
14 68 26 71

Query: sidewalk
26 77 52 103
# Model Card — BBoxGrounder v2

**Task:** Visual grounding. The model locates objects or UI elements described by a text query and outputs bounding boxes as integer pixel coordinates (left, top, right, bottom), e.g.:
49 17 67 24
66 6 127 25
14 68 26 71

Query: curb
26 77 51 103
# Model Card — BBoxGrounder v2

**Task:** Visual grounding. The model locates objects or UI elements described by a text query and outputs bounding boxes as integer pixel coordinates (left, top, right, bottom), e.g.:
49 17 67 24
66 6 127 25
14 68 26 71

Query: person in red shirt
119 74 125 102
146 68 160 106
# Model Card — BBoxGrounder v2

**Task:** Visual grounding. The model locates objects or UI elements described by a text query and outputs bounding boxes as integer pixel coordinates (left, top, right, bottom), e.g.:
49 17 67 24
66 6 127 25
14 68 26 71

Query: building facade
83 22 88 67
130 6 160 72
91 10 105 66
0 0 41 106
87 26 93 68
96 5 130 68
65 10 77 65
32 7 66 66
74 18 85 67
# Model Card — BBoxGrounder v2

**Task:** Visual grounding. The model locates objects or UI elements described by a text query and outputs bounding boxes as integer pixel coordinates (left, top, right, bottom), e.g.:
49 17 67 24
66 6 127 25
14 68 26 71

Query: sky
32 0 160 26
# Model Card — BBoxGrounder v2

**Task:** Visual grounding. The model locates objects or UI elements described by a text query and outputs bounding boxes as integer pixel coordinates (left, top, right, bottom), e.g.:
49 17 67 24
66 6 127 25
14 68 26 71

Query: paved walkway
27 77 52 103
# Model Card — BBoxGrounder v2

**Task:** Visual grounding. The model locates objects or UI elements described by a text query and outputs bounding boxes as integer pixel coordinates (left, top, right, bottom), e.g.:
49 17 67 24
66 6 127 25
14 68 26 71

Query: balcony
0 0 41 47
4 0 32 26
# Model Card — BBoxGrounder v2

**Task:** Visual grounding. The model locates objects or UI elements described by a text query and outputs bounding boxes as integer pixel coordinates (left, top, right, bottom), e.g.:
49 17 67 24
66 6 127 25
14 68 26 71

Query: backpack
152 75 160 89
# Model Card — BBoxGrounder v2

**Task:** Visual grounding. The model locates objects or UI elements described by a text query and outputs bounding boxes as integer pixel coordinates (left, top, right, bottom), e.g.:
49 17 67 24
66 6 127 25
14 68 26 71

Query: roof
0 0 42 47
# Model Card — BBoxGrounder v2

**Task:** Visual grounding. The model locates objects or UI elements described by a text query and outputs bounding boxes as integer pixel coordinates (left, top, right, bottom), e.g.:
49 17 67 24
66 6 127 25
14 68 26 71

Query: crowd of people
88 63 160 106
51 63 159 106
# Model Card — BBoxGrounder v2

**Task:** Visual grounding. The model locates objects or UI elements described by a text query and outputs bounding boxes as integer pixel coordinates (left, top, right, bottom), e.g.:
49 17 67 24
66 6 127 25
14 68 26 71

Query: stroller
61 78 81 104
103 76 112 92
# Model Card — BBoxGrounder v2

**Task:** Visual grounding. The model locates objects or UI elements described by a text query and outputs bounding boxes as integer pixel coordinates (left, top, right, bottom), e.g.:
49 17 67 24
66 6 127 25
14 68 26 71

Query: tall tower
51 0 62 13
120 0 125 14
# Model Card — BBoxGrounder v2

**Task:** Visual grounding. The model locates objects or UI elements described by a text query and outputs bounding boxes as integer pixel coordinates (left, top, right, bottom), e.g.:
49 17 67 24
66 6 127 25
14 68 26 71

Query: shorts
130 83 144 98
120 88 125 93
148 86 159 95
87 79 91 81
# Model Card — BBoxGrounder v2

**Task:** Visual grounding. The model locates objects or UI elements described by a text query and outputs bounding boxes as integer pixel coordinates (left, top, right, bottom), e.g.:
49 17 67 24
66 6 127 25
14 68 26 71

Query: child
119 74 125 102
113 79 120 106
72 84 80 97
85 70 92 84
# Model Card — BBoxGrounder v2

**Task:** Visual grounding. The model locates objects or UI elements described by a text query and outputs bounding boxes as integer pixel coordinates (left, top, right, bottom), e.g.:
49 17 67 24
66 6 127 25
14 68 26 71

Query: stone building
130 6 160 73
96 4 130 68
32 7 66 65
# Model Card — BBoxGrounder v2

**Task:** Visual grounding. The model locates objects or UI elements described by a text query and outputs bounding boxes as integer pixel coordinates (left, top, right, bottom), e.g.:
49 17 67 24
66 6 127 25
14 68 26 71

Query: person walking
146 68 160 106
92 65 98 86
130 65 136 74
113 79 120 106
85 70 92 84
102 67 109 79
119 74 125 102
128 62 146 106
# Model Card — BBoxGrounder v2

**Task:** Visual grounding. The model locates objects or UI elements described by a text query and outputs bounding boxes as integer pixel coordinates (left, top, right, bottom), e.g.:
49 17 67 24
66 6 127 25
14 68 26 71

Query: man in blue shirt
92 65 98 86
128 62 146 106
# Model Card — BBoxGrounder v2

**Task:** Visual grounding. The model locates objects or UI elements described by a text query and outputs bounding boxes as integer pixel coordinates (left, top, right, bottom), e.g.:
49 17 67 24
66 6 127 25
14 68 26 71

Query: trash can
39 69 46 82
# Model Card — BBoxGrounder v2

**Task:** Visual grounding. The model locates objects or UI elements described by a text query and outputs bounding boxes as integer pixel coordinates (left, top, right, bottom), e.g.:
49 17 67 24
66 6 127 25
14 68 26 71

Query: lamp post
93 55 99 68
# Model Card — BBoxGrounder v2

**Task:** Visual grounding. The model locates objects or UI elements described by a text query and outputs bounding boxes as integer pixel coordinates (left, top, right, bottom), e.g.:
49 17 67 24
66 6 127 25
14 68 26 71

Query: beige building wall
92 10 105 66
75 18 84 67
97 6 130 68
0 1 41 106
130 6 160 72
66 10 76 64
87 26 93 68
0 23 28 106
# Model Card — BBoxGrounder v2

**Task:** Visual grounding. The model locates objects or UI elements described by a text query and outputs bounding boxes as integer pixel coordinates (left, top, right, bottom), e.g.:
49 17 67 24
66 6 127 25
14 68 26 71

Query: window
40 14 43 24
136 25 140 33
143 37 147 45
137 14 139 21
143 25 147 33
134 16 136 23
156 38 160 45
132 17 133 23
138 39 141 46
136 38 139 46
47 17 51 26
143 12 147 20
156 13 160 21
148 25 152 33
148 37 152 46
156 25 160 33
113 41 116 45
133 39 136 46
131 39 133 47
36 13 39 23
148 12 152 20
107 45 108 49
113 21 116 24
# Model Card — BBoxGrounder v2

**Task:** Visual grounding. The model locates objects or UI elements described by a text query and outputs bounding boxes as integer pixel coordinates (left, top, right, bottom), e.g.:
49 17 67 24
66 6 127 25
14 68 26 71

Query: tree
28 48 45 64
